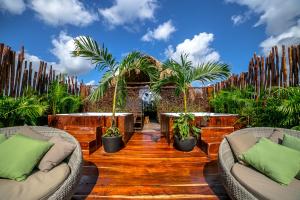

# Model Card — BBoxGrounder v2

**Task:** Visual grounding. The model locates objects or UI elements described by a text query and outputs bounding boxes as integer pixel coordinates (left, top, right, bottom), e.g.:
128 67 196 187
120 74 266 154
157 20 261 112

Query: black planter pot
173 135 196 152
102 135 124 153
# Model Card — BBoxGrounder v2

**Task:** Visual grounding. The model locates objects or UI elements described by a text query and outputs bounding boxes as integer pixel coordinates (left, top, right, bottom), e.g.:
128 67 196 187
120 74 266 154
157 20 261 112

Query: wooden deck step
200 138 223 159
199 127 234 159
71 134 98 156
64 126 102 156
200 127 234 140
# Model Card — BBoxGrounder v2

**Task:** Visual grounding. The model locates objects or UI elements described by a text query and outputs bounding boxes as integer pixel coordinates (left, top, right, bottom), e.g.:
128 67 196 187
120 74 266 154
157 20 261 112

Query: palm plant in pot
72 36 158 153
153 54 230 151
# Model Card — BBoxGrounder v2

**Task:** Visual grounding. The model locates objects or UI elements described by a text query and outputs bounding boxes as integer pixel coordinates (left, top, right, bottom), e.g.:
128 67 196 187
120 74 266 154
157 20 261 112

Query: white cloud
24 32 94 75
99 0 158 28
30 0 97 26
165 32 220 65
0 0 26 14
260 21 300 54
226 0 300 54
24 52 56 72
50 32 93 75
142 20 176 42
86 80 96 85
231 12 250 25
226 0 300 35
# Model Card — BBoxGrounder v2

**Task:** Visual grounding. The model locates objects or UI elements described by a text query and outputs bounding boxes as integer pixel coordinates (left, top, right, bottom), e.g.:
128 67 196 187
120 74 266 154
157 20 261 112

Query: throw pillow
268 129 284 144
38 136 76 172
226 132 257 164
0 134 53 181
282 134 300 179
17 125 49 141
240 137 300 185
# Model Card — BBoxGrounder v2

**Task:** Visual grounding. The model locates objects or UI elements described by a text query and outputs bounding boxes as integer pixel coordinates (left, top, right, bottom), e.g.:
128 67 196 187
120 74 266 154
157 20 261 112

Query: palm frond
89 72 114 102
192 62 231 84
72 36 118 72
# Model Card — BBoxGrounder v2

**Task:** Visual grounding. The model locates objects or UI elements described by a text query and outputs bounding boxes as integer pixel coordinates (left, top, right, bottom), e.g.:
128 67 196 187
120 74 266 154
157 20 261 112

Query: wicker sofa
219 127 300 200
0 126 82 200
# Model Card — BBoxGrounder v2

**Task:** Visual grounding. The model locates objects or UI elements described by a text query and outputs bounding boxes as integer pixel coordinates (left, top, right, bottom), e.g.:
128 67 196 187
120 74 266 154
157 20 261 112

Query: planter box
48 112 134 144
160 112 240 145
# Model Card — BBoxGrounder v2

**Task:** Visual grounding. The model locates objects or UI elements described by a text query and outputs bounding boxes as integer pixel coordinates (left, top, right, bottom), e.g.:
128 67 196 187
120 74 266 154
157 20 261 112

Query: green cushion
240 137 300 185
282 134 300 151
0 134 53 181
282 134 300 179
0 134 6 144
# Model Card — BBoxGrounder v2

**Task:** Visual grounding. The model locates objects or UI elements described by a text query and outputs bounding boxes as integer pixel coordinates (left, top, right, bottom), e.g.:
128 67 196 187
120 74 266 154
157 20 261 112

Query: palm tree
153 54 230 150
72 36 158 136
153 54 231 113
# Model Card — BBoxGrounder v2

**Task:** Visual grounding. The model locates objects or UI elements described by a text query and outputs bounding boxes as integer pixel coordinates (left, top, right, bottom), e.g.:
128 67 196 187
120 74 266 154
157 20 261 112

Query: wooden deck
72 128 229 199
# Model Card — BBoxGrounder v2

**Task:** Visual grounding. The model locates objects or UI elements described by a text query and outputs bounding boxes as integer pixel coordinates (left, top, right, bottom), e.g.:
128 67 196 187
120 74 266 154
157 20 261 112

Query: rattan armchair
0 126 82 200
218 127 300 200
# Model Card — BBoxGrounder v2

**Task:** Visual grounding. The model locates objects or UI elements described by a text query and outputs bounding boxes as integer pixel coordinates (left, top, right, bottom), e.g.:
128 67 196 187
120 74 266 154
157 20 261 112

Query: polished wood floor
72 127 229 199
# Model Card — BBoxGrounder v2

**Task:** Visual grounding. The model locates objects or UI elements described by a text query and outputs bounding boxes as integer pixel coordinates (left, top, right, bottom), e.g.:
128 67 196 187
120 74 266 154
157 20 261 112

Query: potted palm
72 36 158 153
153 54 230 151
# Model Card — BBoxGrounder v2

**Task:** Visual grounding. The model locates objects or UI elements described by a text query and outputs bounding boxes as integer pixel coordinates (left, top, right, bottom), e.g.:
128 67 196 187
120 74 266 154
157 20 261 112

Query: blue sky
1 0 299 85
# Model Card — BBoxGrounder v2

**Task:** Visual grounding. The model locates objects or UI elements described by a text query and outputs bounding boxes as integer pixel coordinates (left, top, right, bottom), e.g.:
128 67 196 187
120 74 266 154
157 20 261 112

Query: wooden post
275 46 279 86
293 46 299 85
281 45 287 87
288 47 293 86
28 62 33 88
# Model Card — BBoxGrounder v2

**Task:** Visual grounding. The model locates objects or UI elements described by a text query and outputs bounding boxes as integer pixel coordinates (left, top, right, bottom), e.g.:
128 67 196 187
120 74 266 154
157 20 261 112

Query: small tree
72 36 158 136
153 54 230 140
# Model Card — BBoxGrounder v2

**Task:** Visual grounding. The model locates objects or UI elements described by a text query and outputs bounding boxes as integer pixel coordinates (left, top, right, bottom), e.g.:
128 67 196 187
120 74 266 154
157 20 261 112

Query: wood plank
73 130 228 199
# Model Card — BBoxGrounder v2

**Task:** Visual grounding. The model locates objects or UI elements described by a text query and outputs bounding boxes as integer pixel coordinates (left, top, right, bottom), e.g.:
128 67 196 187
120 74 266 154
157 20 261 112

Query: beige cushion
15 125 49 141
0 163 70 200
232 163 300 200
269 129 284 144
38 136 76 172
226 132 257 164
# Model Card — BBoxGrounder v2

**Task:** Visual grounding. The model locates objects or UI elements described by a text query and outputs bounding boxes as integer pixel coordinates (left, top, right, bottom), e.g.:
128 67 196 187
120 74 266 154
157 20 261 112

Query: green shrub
210 86 300 128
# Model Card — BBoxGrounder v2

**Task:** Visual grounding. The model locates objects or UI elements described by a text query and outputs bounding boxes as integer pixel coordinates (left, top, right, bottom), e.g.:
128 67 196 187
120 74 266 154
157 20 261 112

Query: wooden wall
213 44 300 97
0 43 80 97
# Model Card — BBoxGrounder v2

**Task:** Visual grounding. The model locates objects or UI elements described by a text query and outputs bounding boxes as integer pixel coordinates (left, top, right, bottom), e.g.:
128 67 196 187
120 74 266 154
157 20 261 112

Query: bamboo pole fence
213 44 300 98
0 43 80 97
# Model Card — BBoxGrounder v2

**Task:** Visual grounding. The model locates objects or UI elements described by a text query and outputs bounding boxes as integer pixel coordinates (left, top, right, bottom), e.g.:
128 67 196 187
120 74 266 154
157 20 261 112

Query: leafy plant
276 87 300 127
0 95 48 127
173 113 200 140
72 36 158 137
48 81 82 115
153 54 230 140
210 86 300 128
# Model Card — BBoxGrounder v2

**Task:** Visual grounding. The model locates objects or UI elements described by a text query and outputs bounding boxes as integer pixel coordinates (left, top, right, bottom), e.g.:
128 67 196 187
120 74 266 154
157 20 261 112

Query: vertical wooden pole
288 47 293 86
275 46 279 86
28 62 33 88
281 45 288 87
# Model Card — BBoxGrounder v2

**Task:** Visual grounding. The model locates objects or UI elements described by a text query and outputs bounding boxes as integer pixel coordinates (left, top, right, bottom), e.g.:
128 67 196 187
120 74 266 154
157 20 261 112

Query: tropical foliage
153 54 231 139
0 95 48 127
48 81 82 115
210 86 300 129
0 82 82 128
72 36 159 136
173 113 200 140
